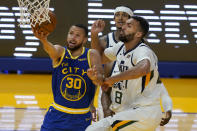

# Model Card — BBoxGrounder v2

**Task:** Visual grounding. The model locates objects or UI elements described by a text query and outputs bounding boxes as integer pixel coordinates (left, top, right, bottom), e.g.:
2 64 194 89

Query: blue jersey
51 47 95 112
41 47 96 131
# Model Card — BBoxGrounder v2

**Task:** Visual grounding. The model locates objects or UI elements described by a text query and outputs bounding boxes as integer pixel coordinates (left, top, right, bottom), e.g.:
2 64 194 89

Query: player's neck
114 29 121 42
124 39 141 52
69 47 84 57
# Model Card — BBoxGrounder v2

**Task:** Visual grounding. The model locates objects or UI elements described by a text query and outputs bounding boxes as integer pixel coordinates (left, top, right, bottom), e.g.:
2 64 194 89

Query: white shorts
86 105 162 131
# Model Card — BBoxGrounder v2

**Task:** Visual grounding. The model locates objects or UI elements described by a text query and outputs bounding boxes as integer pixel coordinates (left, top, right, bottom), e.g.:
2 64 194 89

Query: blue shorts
41 106 92 131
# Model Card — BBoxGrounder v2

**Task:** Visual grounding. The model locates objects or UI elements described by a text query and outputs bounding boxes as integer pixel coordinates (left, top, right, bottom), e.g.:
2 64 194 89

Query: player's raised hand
87 65 97 80
87 65 104 86
91 19 105 35
160 110 172 126
32 28 49 40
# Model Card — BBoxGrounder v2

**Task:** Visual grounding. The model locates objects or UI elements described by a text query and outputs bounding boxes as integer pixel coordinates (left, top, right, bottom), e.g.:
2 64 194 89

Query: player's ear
136 32 143 38
83 37 88 44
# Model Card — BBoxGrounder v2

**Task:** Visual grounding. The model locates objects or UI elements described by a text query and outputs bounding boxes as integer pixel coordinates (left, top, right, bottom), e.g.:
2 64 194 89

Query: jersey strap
51 102 90 114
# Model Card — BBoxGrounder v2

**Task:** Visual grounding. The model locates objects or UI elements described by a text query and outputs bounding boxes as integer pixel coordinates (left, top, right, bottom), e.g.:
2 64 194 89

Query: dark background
0 0 196 62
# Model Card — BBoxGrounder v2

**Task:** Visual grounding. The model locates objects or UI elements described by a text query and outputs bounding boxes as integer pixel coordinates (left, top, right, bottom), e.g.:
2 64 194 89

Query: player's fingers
33 29 38 35
87 68 93 75
92 112 97 122
92 22 97 28
101 21 105 28
31 28 35 34
160 119 168 126
160 123 164 126
95 20 99 27
160 118 164 126
87 69 93 75
40 31 44 37
34 30 40 38
98 21 103 28
97 19 102 24
42 31 48 37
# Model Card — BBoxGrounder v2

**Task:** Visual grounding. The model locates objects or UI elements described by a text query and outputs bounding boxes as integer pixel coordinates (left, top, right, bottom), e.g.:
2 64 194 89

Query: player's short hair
74 24 88 37
132 16 149 37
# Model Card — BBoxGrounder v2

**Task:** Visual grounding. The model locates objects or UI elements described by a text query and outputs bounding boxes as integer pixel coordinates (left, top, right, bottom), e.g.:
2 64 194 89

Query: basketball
31 10 57 34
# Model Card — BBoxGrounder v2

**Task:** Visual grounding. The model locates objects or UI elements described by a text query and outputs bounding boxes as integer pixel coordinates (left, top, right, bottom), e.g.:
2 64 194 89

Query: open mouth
68 41 76 47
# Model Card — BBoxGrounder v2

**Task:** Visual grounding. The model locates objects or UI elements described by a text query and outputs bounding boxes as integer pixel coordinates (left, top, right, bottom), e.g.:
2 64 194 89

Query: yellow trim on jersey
93 85 100 108
87 49 92 68
112 120 131 131
51 102 90 114
53 48 66 68
45 104 51 112
145 72 151 86
67 47 85 59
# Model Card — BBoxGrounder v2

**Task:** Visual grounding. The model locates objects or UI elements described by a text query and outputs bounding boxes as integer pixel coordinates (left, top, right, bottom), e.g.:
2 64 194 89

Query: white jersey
105 42 162 113
106 32 121 48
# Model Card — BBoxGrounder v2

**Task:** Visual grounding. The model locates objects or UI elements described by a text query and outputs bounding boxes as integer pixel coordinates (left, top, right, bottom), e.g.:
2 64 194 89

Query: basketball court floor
0 74 196 131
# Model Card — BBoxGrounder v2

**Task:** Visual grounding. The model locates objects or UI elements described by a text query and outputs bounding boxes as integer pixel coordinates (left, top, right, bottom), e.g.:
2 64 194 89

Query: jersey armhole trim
110 61 117 76
106 34 109 48
112 32 118 43
87 49 91 68
53 48 66 68
131 53 135 66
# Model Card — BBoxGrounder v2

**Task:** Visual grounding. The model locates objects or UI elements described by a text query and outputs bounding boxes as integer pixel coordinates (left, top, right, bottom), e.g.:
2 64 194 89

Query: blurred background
0 0 196 130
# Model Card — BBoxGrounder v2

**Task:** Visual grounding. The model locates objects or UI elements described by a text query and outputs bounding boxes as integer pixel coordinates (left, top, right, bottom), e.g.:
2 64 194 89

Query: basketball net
17 0 51 27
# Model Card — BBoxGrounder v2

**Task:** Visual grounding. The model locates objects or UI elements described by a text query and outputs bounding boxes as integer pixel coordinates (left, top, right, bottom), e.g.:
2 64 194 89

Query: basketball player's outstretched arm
32 29 64 65
91 20 107 56
160 83 172 126
87 49 104 86
104 59 150 87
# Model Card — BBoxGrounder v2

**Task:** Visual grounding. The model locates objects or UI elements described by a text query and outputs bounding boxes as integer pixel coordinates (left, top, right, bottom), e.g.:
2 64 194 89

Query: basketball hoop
17 0 51 27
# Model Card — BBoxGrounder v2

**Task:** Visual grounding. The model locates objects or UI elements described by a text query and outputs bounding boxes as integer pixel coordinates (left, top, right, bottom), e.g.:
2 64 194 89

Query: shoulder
53 44 65 59
54 44 65 52
134 43 153 53
113 42 124 52
133 43 158 66
106 42 123 51
104 42 123 57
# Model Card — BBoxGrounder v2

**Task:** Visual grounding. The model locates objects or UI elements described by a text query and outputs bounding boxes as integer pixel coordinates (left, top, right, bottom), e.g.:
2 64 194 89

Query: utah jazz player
32 24 103 131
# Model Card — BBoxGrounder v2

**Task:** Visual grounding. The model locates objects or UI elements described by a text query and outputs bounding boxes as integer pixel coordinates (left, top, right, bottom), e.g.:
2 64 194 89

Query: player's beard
119 33 135 43
67 43 83 51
